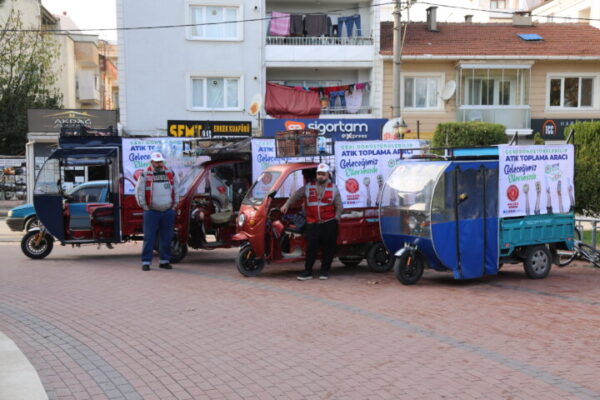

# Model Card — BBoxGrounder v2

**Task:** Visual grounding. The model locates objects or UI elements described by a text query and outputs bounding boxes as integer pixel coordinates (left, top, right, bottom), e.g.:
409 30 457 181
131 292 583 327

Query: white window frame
186 1 243 42
490 0 507 9
188 74 243 111
546 73 599 112
401 73 444 111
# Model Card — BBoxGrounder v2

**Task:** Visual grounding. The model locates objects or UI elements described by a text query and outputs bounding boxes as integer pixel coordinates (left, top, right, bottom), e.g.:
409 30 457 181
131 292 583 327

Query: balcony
266 36 373 46
457 106 531 129
265 39 374 65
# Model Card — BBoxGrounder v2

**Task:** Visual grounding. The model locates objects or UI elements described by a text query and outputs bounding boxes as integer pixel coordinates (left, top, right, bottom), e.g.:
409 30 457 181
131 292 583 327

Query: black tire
21 230 53 259
524 245 552 279
556 227 582 267
236 244 265 277
24 216 41 231
170 240 188 264
366 242 394 273
393 251 425 285
339 257 362 267
577 242 600 268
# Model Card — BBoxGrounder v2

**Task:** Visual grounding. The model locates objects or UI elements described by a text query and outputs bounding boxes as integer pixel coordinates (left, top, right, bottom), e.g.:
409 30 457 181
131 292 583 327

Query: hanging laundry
290 14 304 36
265 83 321 119
304 14 328 37
345 89 363 114
269 12 291 36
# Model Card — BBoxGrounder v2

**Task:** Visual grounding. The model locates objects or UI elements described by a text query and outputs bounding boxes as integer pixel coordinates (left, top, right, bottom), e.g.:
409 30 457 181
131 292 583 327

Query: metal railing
575 216 600 249
320 106 371 115
266 36 373 46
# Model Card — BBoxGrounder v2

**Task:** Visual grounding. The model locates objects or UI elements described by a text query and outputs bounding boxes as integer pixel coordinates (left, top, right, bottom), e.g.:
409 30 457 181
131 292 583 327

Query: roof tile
380 22 600 57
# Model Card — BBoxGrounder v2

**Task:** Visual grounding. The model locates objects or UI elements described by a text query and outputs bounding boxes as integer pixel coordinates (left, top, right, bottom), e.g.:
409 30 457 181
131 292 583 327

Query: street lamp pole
392 0 402 119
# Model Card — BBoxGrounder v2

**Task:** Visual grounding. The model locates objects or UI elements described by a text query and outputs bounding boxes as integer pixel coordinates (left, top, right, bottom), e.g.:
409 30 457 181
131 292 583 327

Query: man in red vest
281 163 342 280
135 152 181 271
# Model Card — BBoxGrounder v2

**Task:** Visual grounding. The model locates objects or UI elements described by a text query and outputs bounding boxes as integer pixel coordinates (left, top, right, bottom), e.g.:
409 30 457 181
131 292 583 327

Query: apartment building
532 0 600 28
380 12 600 141
118 0 385 138
381 0 545 23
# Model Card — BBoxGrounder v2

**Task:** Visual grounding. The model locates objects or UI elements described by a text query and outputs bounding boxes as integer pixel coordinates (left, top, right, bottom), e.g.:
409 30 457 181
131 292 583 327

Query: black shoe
159 263 173 269
297 272 312 281
142 264 150 271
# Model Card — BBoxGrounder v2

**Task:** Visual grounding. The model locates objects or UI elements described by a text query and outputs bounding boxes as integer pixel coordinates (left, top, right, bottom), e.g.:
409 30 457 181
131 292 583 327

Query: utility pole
391 0 402 118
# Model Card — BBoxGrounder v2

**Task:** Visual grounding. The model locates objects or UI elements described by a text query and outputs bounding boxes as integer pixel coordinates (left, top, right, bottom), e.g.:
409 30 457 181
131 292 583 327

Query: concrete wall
118 0 262 136
53 35 77 109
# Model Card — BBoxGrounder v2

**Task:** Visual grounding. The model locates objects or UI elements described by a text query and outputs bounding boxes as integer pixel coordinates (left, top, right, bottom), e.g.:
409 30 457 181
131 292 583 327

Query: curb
0 331 48 400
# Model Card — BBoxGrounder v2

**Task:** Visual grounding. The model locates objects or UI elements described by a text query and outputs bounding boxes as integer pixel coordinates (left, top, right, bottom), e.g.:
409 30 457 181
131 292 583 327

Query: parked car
6 180 109 232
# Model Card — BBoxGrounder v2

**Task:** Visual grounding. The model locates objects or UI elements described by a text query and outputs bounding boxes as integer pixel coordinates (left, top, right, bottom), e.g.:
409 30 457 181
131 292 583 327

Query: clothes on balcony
345 89 363 114
328 91 346 108
304 14 328 37
270 12 291 36
338 14 362 37
266 83 321 119
290 14 304 36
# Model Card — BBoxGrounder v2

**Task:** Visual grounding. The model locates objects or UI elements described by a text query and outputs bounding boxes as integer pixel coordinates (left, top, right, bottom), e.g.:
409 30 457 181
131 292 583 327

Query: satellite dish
440 80 456 101
248 93 262 116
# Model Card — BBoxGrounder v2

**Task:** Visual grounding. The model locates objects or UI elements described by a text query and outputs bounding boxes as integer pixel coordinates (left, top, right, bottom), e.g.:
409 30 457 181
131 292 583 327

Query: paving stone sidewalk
1 243 599 400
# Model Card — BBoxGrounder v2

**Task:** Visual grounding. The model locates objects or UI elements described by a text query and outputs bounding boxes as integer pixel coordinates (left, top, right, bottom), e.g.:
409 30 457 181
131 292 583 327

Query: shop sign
167 120 251 139
28 109 118 132
531 118 597 140
263 118 387 141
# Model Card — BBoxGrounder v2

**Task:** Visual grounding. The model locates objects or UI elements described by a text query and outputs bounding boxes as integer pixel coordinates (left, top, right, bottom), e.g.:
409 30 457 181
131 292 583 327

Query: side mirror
268 190 277 199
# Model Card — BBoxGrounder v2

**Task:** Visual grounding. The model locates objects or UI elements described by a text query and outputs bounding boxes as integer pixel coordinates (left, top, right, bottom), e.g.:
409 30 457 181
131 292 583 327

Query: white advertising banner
251 139 313 199
335 140 428 209
498 144 575 217
122 138 203 195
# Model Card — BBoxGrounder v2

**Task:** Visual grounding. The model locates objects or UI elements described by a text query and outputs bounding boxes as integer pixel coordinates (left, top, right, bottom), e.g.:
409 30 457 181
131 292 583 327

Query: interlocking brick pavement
1 242 599 399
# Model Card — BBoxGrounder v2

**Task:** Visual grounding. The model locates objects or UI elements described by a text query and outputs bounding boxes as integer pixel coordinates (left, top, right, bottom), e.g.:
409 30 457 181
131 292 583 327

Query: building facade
532 0 600 28
118 0 384 137
380 14 600 141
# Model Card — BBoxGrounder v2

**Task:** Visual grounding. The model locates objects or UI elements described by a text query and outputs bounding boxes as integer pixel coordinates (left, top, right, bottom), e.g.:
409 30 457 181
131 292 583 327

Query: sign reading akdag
498 145 574 218
335 140 428 208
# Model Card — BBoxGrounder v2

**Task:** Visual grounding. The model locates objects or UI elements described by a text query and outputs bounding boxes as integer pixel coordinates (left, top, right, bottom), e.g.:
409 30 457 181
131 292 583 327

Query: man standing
135 152 180 271
281 163 343 280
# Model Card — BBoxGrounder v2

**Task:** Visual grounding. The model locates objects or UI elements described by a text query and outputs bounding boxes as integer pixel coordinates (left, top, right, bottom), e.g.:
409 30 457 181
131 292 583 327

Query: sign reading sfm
167 120 251 139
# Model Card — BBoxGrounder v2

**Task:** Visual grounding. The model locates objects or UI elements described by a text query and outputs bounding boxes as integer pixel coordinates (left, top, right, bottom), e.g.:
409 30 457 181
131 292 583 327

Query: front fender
394 247 410 257
232 232 249 242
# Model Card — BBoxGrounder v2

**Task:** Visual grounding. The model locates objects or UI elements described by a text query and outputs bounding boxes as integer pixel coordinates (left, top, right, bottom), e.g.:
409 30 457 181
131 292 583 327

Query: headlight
238 213 246 227
7 210 13 217
408 216 418 230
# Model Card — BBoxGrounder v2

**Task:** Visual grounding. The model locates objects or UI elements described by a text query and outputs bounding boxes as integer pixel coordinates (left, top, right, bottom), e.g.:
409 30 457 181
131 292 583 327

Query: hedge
570 121 600 216
432 122 508 149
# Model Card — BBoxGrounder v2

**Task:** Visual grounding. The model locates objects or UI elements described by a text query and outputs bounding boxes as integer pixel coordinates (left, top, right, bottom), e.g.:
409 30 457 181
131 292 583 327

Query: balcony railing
266 36 373 46
457 106 531 129
321 106 371 115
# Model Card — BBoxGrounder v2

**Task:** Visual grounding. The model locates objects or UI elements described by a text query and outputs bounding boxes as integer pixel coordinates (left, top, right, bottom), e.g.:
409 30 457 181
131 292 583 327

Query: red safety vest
144 166 175 207
305 181 337 223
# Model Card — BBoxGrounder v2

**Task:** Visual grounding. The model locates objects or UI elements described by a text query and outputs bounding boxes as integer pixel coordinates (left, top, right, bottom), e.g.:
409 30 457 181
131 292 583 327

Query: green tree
570 121 600 216
533 132 545 145
0 8 62 155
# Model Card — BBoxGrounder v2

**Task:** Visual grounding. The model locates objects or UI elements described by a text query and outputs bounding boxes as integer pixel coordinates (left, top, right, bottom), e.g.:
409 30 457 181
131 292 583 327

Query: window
72 186 104 203
191 77 240 109
403 77 440 109
490 0 506 9
549 76 594 108
460 68 529 107
190 5 240 40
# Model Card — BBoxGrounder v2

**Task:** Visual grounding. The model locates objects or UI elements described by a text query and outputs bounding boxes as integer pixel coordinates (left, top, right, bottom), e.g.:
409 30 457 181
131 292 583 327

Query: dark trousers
142 209 175 264
304 219 338 274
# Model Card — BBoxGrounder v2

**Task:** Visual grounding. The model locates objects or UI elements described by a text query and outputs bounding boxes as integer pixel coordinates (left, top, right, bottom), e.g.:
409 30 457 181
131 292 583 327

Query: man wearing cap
135 152 181 271
281 163 343 280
